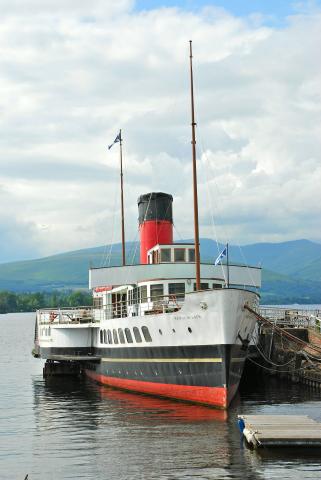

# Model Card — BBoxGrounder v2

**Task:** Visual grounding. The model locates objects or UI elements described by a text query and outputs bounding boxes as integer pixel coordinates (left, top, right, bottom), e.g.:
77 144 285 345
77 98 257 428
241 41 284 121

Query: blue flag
108 131 121 150
214 245 227 265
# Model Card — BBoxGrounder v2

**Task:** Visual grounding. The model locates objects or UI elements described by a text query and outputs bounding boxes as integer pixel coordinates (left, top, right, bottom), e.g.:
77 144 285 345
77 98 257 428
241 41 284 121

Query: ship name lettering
174 314 201 321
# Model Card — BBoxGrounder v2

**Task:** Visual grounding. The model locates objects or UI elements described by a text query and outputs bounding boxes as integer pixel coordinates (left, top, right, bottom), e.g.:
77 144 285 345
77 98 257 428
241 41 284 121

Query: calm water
1 313 321 480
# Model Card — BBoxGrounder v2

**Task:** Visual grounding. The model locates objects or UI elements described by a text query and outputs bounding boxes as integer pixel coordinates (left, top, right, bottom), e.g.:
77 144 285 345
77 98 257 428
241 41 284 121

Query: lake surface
1 313 321 480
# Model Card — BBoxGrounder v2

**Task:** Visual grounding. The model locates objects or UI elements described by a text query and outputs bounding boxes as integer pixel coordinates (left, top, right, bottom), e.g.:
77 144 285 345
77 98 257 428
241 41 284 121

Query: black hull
40 344 247 407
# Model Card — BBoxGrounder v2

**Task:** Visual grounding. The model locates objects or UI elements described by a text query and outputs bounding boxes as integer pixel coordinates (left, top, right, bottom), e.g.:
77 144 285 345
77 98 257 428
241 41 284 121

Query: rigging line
196 125 227 284
105 181 119 267
188 62 222 253
245 305 321 355
173 222 184 241
124 193 153 286
193 92 254 286
235 241 256 288
196 123 256 288
190 62 229 284
100 172 119 267
246 356 320 374
251 334 302 367
127 230 140 266
301 349 321 363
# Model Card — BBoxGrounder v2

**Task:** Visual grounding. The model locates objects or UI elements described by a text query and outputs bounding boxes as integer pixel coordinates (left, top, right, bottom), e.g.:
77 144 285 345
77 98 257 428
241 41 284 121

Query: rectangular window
213 283 222 289
160 248 171 262
193 283 209 291
169 282 185 300
150 284 164 301
174 248 186 262
93 297 103 308
139 285 147 303
132 287 138 305
188 249 195 262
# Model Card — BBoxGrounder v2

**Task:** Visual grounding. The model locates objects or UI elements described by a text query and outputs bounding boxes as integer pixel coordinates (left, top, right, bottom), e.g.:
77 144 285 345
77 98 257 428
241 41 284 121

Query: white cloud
0 1 320 261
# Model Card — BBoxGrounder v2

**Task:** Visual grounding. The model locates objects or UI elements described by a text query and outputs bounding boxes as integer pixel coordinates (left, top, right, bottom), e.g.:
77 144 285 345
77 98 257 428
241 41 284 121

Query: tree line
0 290 92 314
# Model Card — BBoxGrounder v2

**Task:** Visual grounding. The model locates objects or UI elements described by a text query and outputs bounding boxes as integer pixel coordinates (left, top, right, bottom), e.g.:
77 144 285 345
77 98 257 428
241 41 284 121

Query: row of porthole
100 326 152 345
158 327 193 335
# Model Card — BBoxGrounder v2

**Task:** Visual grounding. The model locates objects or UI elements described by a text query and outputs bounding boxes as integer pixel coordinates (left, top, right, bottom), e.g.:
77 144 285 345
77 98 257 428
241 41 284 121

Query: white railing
37 294 184 325
37 306 95 325
259 307 321 329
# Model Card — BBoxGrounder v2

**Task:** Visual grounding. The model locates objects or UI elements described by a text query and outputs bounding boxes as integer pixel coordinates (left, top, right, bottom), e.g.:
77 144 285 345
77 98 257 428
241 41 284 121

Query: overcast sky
0 0 320 263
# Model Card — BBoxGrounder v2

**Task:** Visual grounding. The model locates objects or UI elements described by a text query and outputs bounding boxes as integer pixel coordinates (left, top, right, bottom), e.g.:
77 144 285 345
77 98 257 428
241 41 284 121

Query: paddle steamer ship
33 42 261 408
34 191 260 408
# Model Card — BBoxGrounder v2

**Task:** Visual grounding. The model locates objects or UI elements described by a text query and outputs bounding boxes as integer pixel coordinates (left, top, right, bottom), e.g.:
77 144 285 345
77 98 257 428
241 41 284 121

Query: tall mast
119 129 126 266
189 40 201 291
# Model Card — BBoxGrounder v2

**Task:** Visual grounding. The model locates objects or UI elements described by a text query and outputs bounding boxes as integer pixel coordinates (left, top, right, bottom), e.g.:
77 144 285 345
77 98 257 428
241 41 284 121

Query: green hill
228 239 321 280
0 238 321 304
260 269 321 304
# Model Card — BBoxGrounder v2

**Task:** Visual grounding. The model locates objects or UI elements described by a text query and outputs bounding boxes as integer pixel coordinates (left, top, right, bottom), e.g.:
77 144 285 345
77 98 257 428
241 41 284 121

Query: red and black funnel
138 192 173 264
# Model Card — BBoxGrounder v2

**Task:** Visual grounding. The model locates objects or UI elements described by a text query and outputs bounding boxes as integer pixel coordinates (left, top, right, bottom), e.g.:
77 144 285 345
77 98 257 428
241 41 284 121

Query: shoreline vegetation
0 289 319 314
0 290 92 314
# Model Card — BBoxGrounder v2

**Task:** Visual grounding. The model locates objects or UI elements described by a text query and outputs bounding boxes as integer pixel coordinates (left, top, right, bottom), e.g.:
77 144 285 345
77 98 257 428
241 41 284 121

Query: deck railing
37 294 184 324
37 306 95 325
259 307 321 330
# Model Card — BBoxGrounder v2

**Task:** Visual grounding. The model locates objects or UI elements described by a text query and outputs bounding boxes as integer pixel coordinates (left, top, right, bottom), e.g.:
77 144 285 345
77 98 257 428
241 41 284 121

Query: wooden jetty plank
238 414 321 448
254 426 321 432
241 415 312 422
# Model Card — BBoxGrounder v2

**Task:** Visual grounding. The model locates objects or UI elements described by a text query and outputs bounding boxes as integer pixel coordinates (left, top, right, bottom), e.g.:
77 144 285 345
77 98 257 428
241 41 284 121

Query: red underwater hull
85 369 237 409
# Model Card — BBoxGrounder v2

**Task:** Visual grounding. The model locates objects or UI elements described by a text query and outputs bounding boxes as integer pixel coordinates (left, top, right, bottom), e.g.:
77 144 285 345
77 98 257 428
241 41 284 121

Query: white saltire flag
108 131 121 150
214 245 227 265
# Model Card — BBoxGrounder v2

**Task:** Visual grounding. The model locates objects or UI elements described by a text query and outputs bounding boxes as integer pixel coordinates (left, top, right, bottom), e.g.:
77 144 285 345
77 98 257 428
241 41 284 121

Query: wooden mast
119 129 126 266
189 40 201 291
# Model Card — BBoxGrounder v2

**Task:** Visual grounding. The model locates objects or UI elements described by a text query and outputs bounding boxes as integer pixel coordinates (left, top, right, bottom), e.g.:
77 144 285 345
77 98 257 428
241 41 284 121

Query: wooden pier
246 305 321 389
238 415 321 448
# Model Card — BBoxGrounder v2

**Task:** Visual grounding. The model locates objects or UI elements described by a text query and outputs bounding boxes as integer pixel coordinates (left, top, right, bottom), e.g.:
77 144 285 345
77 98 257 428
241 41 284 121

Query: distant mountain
0 238 320 304
260 269 321 305
0 241 139 292
196 238 321 279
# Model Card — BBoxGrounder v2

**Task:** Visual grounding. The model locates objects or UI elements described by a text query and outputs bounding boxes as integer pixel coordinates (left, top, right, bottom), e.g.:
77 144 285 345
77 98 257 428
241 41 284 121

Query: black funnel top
138 192 173 225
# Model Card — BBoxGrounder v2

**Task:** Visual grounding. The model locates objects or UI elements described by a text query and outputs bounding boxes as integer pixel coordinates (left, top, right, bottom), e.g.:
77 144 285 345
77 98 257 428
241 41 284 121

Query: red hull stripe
85 370 228 408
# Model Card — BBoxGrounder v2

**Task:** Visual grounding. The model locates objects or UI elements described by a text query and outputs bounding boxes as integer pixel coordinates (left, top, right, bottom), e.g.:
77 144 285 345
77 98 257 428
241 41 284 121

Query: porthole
159 329 163 335
125 328 133 343
113 329 119 344
133 327 142 343
172 328 176 333
141 326 152 342
188 327 192 333
118 328 126 344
